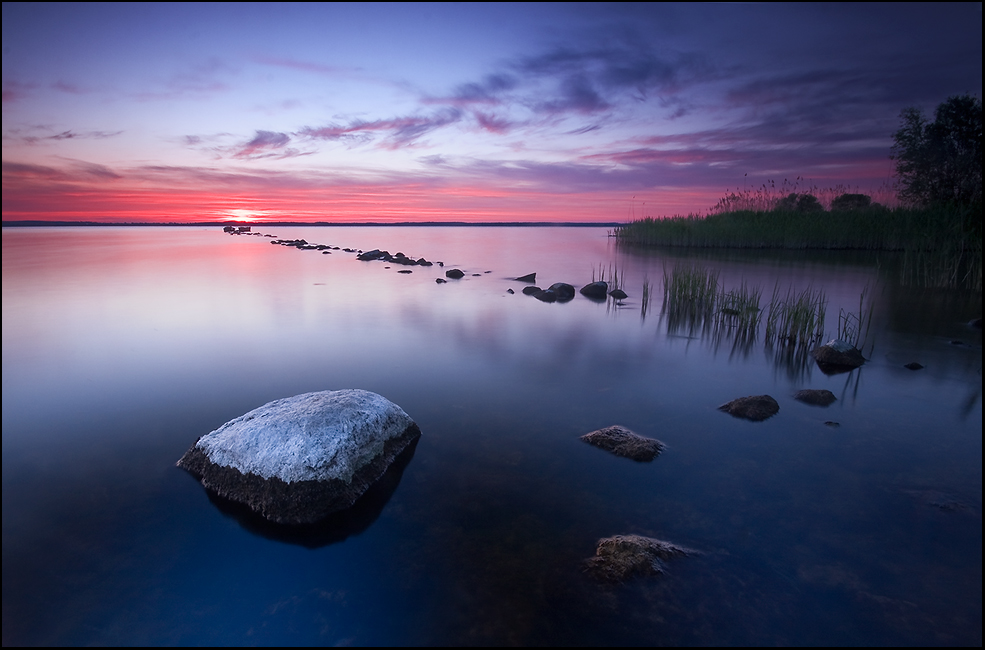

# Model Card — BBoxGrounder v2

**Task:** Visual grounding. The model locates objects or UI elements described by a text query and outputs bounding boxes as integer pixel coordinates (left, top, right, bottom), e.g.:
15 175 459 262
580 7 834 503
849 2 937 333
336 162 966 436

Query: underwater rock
580 425 665 462
584 534 697 582
904 362 924 370
177 389 421 525
579 281 608 299
793 389 837 406
445 269 465 279
811 339 865 373
718 394 779 421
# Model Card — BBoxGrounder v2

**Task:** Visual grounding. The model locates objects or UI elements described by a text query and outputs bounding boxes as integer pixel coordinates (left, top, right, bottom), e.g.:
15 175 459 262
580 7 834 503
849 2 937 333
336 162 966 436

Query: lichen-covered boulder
718 394 779 421
812 339 865 373
580 425 665 462
584 534 697 582
177 389 421 525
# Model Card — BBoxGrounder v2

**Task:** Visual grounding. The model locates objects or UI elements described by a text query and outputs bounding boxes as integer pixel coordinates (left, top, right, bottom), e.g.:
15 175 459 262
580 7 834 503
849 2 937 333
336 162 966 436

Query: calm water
3 226 981 646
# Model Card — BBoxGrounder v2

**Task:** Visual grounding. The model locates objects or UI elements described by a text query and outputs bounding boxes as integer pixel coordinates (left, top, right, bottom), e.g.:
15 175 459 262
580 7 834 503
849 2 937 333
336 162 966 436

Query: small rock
514 273 536 283
579 281 608 299
522 286 541 295
718 394 779 421
548 282 576 302
824 421 841 428
793 389 837 406
506 288 515 294
580 425 665 462
445 269 465 279
397 270 412 274
904 362 924 370
534 289 557 303
435 278 447 284
584 534 697 582
811 339 865 373
609 289 628 299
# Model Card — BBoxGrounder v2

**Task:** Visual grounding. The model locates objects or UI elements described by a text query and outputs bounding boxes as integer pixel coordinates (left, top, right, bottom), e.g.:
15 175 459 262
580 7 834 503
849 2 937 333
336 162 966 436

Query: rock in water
793 389 837 406
177 389 421 524
718 394 779 421
584 534 696 582
811 339 865 373
580 425 665 462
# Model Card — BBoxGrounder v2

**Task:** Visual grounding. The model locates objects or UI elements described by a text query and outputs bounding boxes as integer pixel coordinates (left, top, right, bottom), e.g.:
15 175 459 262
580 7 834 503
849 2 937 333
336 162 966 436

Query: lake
2 225 981 646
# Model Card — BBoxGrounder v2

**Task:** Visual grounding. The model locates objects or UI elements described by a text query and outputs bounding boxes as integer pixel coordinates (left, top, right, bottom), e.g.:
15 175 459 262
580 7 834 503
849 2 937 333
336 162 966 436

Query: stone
579 281 608 299
177 389 421 525
514 273 536 283
521 286 541 295
904 362 924 370
609 289 628 299
435 278 447 284
445 269 465 279
548 282 576 302
534 289 557 303
793 389 837 406
811 339 865 373
584 534 696 582
580 425 665 462
718 394 779 421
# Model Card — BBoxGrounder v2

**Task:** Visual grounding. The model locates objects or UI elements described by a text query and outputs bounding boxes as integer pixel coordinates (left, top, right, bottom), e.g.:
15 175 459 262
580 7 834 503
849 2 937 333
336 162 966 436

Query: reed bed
765 285 827 348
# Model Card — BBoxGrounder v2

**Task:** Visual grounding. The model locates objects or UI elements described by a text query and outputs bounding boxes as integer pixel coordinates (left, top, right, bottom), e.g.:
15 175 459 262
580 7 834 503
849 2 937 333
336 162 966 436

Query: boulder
580 425 665 462
548 282 576 302
811 339 865 373
584 534 697 582
793 389 837 406
177 389 421 525
579 281 608 299
718 394 779 421
445 269 465 279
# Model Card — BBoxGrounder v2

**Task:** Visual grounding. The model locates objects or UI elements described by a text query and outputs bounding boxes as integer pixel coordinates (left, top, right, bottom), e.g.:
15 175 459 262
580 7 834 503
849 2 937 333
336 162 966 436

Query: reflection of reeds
715 283 762 335
838 286 873 349
641 275 652 321
765 285 827 348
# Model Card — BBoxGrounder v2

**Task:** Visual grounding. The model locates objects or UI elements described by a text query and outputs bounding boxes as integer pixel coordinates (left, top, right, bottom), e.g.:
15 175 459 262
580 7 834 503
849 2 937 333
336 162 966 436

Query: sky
2 2 982 224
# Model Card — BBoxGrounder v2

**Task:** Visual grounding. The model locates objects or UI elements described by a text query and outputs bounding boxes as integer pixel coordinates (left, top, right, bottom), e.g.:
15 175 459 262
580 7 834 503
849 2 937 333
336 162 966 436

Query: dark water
3 226 981 646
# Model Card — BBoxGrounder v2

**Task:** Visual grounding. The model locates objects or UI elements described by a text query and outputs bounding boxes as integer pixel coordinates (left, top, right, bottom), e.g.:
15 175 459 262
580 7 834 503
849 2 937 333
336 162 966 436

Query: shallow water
2 225 981 645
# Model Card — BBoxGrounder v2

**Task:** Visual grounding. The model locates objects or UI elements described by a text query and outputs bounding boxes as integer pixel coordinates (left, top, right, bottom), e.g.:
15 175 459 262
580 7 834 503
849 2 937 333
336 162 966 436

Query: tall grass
837 286 873 349
765 285 827 348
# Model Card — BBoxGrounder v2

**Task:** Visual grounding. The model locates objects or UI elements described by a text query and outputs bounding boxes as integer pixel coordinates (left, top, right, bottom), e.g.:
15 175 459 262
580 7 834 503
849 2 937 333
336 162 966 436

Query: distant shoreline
2 220 624 228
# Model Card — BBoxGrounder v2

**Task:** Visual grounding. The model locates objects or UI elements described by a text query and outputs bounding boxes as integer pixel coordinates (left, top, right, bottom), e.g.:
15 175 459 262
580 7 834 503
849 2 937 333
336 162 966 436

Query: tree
775 192 823 213
891 94 982 208
830 193 871 211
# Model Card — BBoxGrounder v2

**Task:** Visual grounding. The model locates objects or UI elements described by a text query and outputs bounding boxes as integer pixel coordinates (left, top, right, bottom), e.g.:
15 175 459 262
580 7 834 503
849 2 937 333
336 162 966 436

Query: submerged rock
584 534 697 582
904 362 924 370
580 425 665 462
718 394 779 421
177 389 421 525
812 339 865 373
793 389 837 406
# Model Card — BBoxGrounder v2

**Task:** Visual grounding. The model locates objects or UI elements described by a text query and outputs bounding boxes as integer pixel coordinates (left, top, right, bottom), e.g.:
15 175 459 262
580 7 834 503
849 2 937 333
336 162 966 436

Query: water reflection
3 226 981 646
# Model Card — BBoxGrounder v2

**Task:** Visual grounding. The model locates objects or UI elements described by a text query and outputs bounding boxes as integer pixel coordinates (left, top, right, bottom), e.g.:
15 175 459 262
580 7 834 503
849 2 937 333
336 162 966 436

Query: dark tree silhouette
891 94 982 209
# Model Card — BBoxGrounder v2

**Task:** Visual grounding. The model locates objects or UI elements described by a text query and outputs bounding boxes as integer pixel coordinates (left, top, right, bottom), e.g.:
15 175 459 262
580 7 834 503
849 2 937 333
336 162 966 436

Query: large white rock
177 389 421 524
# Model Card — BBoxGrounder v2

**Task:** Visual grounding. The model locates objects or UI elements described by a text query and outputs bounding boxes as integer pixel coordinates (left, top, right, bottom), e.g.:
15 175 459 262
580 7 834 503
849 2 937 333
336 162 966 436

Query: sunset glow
3 3 981 223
